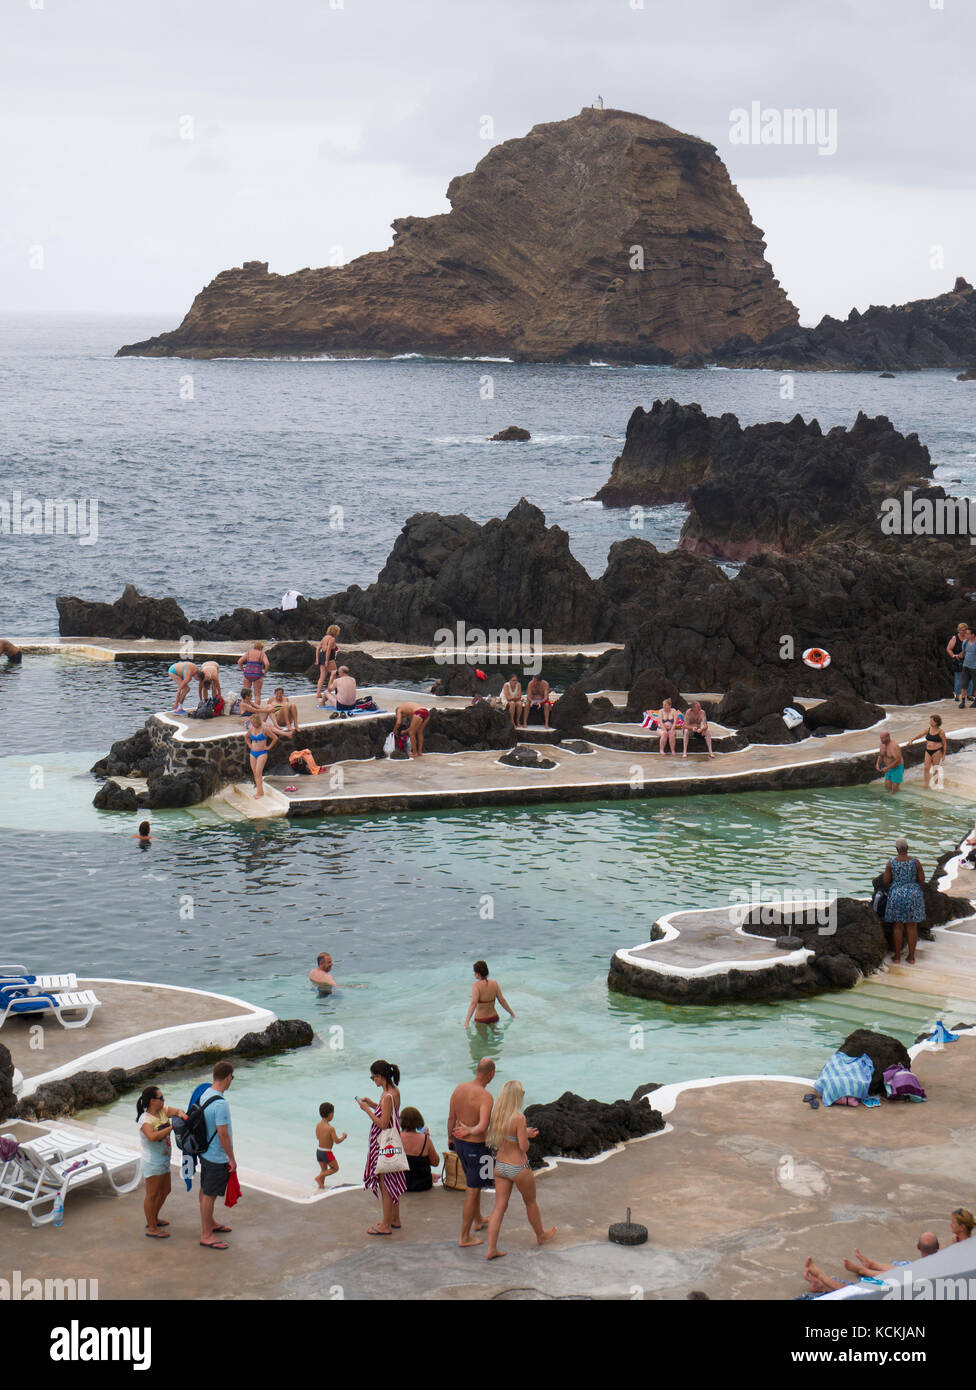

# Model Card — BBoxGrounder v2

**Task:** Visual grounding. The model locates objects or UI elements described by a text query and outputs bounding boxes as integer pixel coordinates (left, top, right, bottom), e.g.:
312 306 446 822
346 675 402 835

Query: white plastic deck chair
0 988 100 1032
0 1137 140 1226
0 973 79 995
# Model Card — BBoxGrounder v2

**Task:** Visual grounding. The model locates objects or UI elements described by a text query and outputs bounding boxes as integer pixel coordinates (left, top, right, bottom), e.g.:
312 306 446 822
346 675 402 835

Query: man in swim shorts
448 1058 496 1247
876 732 904 793
0 639 22 664
323 666 357 714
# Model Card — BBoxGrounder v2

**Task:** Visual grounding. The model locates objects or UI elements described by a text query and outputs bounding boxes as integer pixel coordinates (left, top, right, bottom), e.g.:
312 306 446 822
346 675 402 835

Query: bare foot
843 1257 865 1275
474 1219 489 1231
891 954 901 964
486 1248 506 1260
459 1236 484 1247
537 1227 557 1245
253 792 264 801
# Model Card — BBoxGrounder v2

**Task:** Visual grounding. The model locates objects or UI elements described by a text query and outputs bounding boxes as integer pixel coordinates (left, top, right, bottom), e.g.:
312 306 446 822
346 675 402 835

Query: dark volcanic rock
839 1029 911 1094
233 1019 315 1054
716 275 976 372
499 745 558 769
957 367 976 382
490 425 531 441
0 1043 15 1123
715 682 796 728
550 682 592 734
58 583 192 639
595 400 933 561
266 640 317 672
744 898 888 987
523 1089 665 1167
582 542 970 705
91 727 158 780
804 696 886 731
737 711 806 745
422 703 516 754
625 668 687 718
429 663 503 697
93 780 139 811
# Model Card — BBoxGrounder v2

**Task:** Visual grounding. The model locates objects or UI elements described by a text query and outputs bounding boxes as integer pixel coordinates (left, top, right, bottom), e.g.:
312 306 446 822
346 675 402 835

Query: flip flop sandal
199 1240 229 1250
802 1093 820 1109
212 1224 232 1233
285 785 298 792
366 1226 391 1235
145 1220 170 1227
145 1230 171 1238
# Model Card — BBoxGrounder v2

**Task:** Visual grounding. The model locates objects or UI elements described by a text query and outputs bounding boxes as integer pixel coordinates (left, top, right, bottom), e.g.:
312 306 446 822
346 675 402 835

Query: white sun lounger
0 973 80 994
0 1136 140 1225
0 989 101 1031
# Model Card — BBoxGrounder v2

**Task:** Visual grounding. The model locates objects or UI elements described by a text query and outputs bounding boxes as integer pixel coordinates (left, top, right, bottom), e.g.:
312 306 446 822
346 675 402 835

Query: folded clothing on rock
883 1065 926 1101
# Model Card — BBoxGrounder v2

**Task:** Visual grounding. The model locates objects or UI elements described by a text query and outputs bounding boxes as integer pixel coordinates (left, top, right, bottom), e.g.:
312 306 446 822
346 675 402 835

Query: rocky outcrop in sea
116 108 795 363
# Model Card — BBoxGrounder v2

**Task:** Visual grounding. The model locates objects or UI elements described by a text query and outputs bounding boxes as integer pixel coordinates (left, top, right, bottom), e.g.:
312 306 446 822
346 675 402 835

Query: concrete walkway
3 1038 973 1300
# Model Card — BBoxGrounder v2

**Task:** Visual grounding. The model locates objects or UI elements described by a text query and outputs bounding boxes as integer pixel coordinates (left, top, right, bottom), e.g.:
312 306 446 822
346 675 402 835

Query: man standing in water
448 1058 496 1248
876 732 904 793
309 953 336 994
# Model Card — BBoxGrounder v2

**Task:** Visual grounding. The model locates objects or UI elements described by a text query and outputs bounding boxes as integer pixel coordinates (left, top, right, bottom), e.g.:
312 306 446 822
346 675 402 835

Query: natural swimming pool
4 655 970 1187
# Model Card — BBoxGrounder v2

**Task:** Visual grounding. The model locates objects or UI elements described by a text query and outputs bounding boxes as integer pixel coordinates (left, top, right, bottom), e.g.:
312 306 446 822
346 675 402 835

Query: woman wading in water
482 1080 556 1261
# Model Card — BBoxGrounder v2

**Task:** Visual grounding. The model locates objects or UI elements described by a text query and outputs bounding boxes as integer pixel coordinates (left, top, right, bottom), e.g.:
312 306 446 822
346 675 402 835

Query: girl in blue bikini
245 713 278 801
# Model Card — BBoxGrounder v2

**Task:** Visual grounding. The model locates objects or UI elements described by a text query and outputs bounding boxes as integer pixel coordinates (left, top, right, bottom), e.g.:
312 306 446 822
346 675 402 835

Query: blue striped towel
815 1051 875 1107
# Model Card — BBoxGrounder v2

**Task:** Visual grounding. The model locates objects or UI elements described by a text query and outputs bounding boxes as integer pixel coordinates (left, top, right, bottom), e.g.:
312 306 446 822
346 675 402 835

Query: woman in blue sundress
882 838 926 965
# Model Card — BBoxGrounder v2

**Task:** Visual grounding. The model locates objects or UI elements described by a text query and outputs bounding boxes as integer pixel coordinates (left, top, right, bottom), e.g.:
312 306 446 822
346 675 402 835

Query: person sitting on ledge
658 698 679 756
309 952 336 993
0 639 22 664
322 666 357 715
501 673 522 725
247 687 300 737
682 700 714 759
521 674 551 729
876 731 904 792
394 702 431 757
803 1232 939 1294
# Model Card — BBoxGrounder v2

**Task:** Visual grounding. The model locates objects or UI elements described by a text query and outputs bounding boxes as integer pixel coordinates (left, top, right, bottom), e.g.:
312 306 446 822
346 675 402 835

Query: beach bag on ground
375 1126 409 1175
883 1065 926 1101
171 1093 223 1156
212 696 225 716
441 1149 466 1190
189 698 216 720
383 733 395 756
782 706 804 729
871 887 888 919
394 730 410 753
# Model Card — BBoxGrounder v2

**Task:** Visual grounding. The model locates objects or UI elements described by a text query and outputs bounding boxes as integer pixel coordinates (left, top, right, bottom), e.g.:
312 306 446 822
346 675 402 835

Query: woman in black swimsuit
909 715 947 789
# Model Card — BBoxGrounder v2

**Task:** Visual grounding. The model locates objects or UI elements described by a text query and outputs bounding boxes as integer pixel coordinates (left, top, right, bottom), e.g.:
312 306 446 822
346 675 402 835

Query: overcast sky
2 0 973 325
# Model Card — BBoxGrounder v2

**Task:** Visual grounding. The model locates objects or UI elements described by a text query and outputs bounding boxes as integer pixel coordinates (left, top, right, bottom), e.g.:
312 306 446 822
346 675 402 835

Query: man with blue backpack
172 1061 237 1250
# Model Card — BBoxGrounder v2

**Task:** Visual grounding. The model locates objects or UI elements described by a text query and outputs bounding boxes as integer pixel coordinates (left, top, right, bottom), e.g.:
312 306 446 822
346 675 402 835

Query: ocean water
3 316 975 1186
2 313 975 637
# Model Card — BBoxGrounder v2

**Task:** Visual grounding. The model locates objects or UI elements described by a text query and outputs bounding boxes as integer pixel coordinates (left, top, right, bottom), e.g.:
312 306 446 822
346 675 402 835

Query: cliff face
117 107 796 361
716 276 976 370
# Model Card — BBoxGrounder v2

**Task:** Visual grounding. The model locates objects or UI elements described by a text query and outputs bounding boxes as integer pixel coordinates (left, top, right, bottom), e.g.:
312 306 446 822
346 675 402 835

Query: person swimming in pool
463 960 515 1027
245 712 278 800
168 660 198 712
0 639 22 664
393 702 431 757
309 952 337 993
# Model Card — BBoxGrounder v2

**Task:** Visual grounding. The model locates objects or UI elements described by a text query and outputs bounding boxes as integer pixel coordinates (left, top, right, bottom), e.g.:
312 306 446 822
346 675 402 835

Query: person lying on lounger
803 1232 939 1293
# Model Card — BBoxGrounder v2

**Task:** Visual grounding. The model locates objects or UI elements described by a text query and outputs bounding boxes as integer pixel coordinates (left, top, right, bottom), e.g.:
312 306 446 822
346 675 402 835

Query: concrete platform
3 1036 973 1301
4 979 274 1094
15 637 623 664
264 697 976 817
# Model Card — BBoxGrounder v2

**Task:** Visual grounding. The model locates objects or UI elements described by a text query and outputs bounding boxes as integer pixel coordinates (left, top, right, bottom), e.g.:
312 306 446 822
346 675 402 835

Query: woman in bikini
681 700 714 759
908 714 947 788
196 661 223 706
658 698 678 756
167 660 198 712
482 1080 556 1261
315 625 340 702
463 959 515 1027
245 712 278 800
237 642 269 706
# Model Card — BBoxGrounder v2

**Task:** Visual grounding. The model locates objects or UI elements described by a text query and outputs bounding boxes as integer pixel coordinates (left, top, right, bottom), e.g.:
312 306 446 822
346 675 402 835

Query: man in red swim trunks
393 701 431 757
